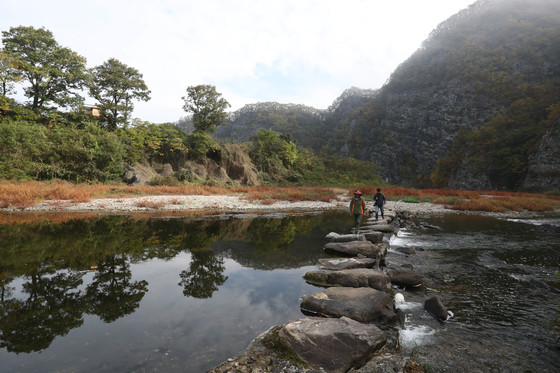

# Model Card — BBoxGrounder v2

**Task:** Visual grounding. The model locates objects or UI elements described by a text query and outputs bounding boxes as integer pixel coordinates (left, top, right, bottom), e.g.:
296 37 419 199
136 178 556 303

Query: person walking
373 188 386 221
349 190 366 234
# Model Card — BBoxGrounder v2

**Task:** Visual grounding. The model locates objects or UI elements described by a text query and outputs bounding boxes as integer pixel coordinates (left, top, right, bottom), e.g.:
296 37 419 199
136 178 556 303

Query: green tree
1 26 87 112
88 58 151 130
249 129 299 173
119 120 188 166
182 84 230 133
0 50 22 96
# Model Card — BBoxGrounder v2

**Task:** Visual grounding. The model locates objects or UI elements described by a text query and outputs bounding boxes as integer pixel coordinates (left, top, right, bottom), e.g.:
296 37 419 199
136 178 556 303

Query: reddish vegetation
350 186 560 213
0 181 558 213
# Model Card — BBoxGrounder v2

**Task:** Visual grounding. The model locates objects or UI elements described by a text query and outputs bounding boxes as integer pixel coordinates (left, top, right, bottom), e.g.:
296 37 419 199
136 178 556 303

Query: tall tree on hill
1 26 87 112
88 58 151 130
182 84 230 133
0 49 22 96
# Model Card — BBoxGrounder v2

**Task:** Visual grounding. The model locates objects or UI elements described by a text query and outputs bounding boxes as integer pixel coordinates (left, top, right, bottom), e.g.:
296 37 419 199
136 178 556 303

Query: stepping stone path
211 207 450 372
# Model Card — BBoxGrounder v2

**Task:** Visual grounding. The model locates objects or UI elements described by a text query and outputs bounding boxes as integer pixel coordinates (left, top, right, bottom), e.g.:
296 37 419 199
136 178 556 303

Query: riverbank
3 194 554 219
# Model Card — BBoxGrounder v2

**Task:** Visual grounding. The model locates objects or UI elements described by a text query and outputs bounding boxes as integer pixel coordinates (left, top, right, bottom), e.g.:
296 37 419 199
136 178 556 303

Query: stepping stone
324 241 386 258
304 268 390 291
387 269 423 289
300 286 397 324
318 257 378 270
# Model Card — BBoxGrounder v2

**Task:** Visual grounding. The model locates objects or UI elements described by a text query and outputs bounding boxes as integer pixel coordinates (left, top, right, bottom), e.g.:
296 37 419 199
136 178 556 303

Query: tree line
1 25 382 187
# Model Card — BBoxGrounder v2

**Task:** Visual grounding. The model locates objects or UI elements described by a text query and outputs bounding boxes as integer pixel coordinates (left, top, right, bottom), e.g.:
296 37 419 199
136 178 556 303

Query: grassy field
1 181 559 213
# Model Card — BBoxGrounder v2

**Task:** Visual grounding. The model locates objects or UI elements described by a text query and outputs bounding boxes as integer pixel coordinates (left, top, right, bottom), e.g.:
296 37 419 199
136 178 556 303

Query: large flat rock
278 316 387 373
360 223 395 233
318 257 378 270
325 232 366 242
304 268 390 290
324 241 386 258
300 287 397 324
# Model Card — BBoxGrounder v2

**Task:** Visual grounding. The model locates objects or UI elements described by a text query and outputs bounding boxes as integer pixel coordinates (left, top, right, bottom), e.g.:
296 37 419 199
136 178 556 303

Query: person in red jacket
349 190 366 234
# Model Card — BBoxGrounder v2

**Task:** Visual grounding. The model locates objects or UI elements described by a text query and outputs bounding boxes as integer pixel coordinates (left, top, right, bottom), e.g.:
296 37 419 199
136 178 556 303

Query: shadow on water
0 211 348 372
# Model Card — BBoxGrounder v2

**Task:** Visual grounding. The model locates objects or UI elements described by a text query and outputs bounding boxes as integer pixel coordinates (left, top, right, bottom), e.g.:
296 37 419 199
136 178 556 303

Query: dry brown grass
134 199 166 209
0 181 236 209
1 181 558 213
438 194 560 212
347 186 560 213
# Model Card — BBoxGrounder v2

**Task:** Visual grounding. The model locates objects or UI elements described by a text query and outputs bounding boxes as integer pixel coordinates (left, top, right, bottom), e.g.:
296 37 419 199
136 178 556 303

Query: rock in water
318 257 378 270
363 231 385 243
325 232 366 242
304 268 390 290
324 241 387 258
388 270 423 288
300 287 397 324
424 296 449 322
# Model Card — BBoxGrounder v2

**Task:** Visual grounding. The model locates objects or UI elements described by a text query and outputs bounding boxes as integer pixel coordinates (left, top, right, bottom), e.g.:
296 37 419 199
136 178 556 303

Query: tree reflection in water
0 212 344 355
179 250 227 298
0 267 85 353
85 254 148 323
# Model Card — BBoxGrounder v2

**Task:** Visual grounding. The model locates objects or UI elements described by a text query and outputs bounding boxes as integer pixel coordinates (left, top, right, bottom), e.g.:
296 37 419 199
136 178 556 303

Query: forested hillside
214 86 377 152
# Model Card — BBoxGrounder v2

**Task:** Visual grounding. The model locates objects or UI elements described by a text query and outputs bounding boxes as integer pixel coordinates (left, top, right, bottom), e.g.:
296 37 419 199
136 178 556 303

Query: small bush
135 199 166 209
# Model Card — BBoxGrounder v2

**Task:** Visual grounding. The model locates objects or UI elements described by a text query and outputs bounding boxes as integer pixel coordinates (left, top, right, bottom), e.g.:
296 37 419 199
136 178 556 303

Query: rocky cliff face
520 122 560 191
340 0 560 190
358 80 499 186
125 143 262 186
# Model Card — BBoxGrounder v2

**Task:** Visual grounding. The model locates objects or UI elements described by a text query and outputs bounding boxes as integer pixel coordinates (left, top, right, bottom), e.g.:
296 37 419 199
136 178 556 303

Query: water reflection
179 250 227 298
0 212 343 366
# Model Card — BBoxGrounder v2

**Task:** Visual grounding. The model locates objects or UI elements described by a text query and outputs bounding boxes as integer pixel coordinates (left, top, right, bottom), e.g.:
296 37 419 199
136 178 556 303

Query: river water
0 211 558 372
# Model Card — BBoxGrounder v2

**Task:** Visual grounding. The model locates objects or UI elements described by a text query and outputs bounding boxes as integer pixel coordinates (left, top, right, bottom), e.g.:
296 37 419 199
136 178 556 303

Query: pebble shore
4 194 547 218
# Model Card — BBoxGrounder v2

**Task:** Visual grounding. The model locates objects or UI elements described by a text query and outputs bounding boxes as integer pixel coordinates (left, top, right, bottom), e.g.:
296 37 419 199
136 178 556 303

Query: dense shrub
0 121 125 182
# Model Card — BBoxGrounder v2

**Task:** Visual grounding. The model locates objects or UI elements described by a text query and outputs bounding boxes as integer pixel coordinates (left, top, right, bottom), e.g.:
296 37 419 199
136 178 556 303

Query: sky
1 0 476 123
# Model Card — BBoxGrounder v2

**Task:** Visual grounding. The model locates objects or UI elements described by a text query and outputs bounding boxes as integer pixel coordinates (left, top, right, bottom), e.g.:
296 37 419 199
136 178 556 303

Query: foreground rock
300 287 397 324
304 268 390 291
318 257 378 270
278 316 387 373
324 241 387 258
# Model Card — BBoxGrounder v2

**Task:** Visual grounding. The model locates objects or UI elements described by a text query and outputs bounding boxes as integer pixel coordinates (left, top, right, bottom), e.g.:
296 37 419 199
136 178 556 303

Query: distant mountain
215 87 377 151
337 0 560 191
215 0 560 191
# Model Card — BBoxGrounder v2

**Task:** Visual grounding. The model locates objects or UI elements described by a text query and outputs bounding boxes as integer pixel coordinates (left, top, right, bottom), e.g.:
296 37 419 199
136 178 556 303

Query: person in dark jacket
373 188 386 221
349 190 366 234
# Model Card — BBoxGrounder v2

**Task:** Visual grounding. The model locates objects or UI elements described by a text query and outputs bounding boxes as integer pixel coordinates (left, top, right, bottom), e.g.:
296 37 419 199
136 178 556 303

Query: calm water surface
0 211 559 372
0 211 347 372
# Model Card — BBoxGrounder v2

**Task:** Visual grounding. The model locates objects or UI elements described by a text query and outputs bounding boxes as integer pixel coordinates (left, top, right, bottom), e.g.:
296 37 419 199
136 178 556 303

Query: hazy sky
1 0 476 123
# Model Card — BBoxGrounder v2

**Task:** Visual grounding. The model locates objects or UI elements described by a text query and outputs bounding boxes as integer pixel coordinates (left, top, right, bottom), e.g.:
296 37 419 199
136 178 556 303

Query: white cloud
1 0 475 123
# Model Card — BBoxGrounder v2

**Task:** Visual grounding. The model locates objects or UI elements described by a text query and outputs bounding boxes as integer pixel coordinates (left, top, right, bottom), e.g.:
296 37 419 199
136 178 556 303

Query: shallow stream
0 211 558 372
